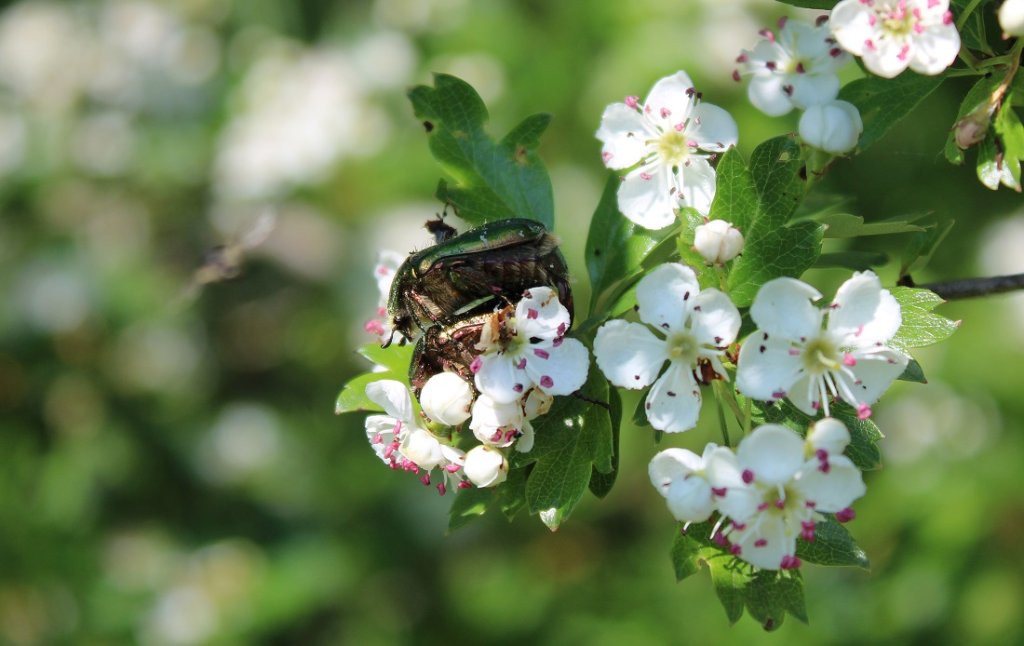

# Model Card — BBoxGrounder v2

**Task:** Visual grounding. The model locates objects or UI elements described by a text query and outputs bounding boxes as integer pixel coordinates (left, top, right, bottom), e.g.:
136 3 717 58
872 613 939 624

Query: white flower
831 0 960 78
649 445 722 522
1000 0 1024 37
595 71 738 228
693 219 744 265
364 380 466 493
736 271 909 418
469 387 552 453
464 445 509 487
734 17 850 116
705 422 866 570
594 263 741 433
799 100 864 154
420 371 474 426
364 249 404 340
472 287 589 404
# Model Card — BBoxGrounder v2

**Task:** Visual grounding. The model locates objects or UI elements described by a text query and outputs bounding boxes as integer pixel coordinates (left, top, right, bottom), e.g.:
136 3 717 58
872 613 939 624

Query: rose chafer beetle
385 218 572 344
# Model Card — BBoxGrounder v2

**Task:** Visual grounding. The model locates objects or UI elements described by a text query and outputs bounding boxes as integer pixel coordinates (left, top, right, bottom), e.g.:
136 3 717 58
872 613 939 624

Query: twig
902 273 1024 300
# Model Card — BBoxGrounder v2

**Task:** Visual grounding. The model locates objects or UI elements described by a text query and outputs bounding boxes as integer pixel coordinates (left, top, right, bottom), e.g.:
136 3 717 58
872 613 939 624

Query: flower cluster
363 285 589 491
733 16 863 155
650 419 866 570
364 249 403 342
596 71 738 229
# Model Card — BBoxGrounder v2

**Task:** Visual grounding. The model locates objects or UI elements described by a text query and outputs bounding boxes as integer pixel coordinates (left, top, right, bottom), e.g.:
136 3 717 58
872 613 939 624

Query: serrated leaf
728 221 824 307
840 74 944 152
900 219 954 276
797 515 870 569
588 387 621 498
745 570 806 629
522 366 613 524
708 556 750 625
832 403 884 471
749 136 804 227
671 531 704 582
898 358 927 383
585 174 678 316
408 74 554 227
952 0 995 55
709 147 759 231
944 75 1001 165
498 464 529 520
815 250 889 270
448 487 492 531
815 212 927 238
992 94 1024 190
358 343 415 375
889 287 960 352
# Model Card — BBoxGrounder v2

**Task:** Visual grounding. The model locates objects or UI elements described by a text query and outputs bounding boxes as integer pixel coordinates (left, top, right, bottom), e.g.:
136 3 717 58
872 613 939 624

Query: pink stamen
780 555 802 570
754 538 768 547
420 473 431 486
527 308 539 319
731 69 741 82
836 507 857 523
943 10 953 24
758 28 775 43
557 322 567 336
470 357 483 374
857 403 872 420
533 348 550 359
741 469 754 484
364 319 386 335
712 487 728 497
458 480 472 489
777 16 788 29
788 348 800 356
624 95 639 108
601 151 613 163
516 358 527 369
639 172 653 181
660 107 671 118
437 482 447 496
736 53 748 63
843 353 857 367
539 376 554 388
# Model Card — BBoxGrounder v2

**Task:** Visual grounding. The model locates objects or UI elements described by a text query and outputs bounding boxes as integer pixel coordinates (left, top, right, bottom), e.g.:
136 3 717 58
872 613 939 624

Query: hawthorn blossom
735 271 908 418
472 287 589 404
596 71 738 228
705 421 866 570
364 249 404 340
830 0 960 79
420 371 474 426
693 219 744 265
469 387 551 452
733 16 850 116
799 99 864 154
464 445 509 487
1000 0 1024 37
594 263 741 433
649 444 722 522
364 380 466 494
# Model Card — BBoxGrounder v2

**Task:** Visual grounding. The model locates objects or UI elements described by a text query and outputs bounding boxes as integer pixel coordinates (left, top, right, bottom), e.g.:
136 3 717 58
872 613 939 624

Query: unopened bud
693 219 744 264
463 445 508 487
807 417 850 456
954 109 991 150
999 0 1024 37
799 100 863 155
420 372 474 426
400 429 445 470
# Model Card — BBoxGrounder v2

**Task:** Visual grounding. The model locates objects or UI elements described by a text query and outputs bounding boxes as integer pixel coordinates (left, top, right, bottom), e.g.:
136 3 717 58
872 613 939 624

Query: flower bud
1000 0 1024 37
469 394 524 446
799 100 863 155
807 417 850 457
665 477 714 523
522 387 554 420
400 428 445 470
463 445 508 487
693 219 744 265
420 372 474 426
954 109 991 150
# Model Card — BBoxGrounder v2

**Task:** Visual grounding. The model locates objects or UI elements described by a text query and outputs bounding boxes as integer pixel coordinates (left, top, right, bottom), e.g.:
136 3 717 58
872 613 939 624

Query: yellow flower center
801 335 841 375
657 130 692 167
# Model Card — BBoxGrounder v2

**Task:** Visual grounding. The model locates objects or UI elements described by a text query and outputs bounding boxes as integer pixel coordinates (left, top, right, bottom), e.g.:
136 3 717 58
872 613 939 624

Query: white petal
400 428 444 470
636 263 699 332
420 372 474 426
644 363 702 433
688 103 739 151
616 164 678 229
365 379 414 421
827 270 902 346
795 455 866 512
522 337 590 397
690 288 741 349
594 319 667 389
596 102 656 170
515 419 535 453
516 286 570 341
649 447 704 493
365 414 398 463
469 394 524 445
665 477 715 522
748 75 795 117
730 515 794 570
474 353 527 404
788 72 840 110
830 0 877 57
787 372 826 416
783 20 832 60
835 348 909 407
737 424 805 486
750 277 823 341
908 25 960 76
522 388 553 420
643 71 697 131
675 157 717 216
861 38 911 79
807 417 851 456
735 333 804 401
463 445 508 487
705 448 761 520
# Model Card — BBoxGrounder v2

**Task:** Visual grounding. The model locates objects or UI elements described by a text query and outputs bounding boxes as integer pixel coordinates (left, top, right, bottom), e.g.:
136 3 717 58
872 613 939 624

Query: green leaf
840 73 945 152
831 404 884 471
889 287 960 352
708 556 750 625
335 344 415 414
408 74 554 228
771 0 837 10
815 212 926 238
498 464 529 520
448 487 492 531
709 147 760 231
749 136 804 227
632 391 651 428
522 366 613 527
900 219 954 276
815 250 889 270
728 221 825 307
898 358 927 383
746 570 806 629
588 387 621 498
671 531 705 582
991 94 1024 191
358 343 415 375
585 174 678 316
952 0 995 55
797 515 870 569
944 74 1001 165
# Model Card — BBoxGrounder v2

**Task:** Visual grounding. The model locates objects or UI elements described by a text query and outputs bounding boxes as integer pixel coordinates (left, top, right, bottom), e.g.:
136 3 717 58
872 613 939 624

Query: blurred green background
1 0 1022 643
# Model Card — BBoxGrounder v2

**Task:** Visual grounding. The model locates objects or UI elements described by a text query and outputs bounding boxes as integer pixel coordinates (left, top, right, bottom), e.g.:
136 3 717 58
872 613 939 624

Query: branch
900 273 1024 300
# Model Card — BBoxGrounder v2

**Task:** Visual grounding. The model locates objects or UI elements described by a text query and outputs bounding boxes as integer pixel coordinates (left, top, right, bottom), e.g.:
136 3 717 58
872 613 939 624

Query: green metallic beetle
385 218 573 344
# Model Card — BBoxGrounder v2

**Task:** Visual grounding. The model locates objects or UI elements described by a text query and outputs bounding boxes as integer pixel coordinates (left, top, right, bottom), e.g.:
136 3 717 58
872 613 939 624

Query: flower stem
955 0 985 31
713 381 731 447
901 273 1024 299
